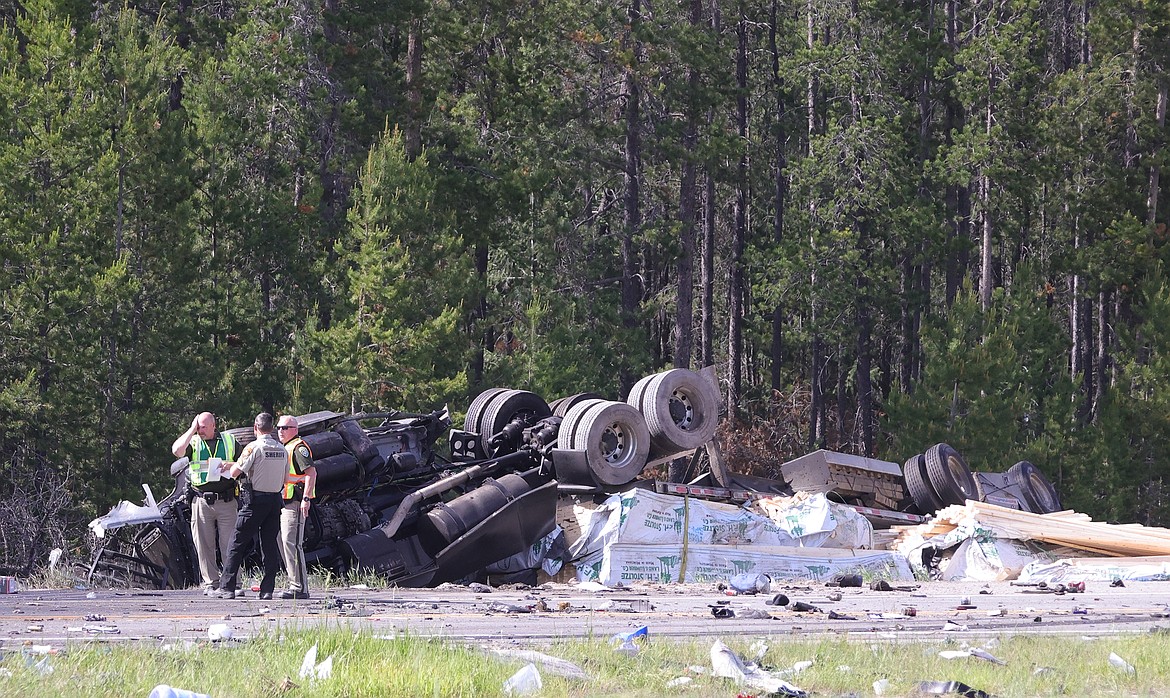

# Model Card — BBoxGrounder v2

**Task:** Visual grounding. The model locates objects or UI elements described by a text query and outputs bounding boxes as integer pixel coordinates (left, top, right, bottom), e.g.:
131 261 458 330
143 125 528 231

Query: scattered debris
148 686 212 698
207 624 232 642
502 663 542 696
937 647 1006 665
710 639 807 697
489 648 588 680
1108 651 1136 675
298 643 334 680
729 573 772 595
912 679 991 698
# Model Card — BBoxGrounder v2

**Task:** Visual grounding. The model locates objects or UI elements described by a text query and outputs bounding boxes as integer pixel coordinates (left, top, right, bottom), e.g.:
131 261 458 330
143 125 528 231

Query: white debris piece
88 484 162 538
1108 652 1136 675
710 639 807 697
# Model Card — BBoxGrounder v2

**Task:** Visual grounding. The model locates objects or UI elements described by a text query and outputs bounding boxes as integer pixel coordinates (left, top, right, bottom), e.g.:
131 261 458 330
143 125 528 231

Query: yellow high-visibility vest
189 433 237 488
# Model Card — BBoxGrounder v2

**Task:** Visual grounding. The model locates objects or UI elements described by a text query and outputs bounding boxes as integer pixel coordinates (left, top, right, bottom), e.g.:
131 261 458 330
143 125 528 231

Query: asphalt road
5 578 1170 650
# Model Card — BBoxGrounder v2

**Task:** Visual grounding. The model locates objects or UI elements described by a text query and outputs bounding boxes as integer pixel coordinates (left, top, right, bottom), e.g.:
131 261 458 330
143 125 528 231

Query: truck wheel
626 374 657 411
1007 461 1061 513
557 398 608 449
903 454 944 513
552 392 604 417
641 369 720 452
924 443 980 506
464 388 510 434
480 390 551 439
569 401 651 486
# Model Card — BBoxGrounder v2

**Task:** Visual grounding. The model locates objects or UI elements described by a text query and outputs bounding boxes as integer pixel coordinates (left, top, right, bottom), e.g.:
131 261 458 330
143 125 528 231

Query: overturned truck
88 367 722 589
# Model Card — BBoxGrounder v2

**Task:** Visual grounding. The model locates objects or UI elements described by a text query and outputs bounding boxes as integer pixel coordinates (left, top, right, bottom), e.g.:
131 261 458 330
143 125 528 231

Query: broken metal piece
913 680 992 698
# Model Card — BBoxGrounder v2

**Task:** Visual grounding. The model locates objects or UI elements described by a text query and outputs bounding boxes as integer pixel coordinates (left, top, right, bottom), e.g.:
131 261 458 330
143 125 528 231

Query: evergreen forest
1 0 1168 575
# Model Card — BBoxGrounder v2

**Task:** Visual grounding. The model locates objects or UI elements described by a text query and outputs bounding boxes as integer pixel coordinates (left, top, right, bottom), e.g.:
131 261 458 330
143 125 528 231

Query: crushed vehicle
88 365 1062 589
88 368 724 589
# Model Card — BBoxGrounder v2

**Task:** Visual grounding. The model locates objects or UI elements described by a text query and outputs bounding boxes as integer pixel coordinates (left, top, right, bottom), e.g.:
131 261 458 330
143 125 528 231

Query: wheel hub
668 391 695 430
600 424 627 463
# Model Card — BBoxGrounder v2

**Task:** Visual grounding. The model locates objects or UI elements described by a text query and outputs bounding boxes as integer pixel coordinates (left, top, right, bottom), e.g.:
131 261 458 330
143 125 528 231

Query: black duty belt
199 491 234 505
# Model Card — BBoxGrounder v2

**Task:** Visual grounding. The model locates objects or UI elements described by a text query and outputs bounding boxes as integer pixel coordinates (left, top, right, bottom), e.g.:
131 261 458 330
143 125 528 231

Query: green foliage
883 280 1075 477
308 129 470 413
1074 266 1170 523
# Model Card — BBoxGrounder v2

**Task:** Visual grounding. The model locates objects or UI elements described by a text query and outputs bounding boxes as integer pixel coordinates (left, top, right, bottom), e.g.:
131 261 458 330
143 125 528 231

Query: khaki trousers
279 501 309 592
190 495 238 589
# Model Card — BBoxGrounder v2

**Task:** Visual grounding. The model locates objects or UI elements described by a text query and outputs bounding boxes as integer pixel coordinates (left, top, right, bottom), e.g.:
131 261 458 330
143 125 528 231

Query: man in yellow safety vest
171 411 240 594
276 415 316 599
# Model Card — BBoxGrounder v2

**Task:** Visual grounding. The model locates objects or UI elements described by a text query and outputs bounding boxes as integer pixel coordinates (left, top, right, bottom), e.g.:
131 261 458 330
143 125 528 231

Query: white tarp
576 542 912 585
897 516 1088 582
941 536 1070 582
567 488 910 585
1019 556 1170 584
752 492 873 549
568 489 806 563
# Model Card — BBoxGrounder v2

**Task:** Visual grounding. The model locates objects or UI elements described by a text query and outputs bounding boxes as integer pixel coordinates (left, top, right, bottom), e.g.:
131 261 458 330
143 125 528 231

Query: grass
3 629 1170 697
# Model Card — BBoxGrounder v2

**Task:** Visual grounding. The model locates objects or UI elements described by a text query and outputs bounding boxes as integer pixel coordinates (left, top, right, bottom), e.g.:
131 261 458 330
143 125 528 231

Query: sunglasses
277 425 297 431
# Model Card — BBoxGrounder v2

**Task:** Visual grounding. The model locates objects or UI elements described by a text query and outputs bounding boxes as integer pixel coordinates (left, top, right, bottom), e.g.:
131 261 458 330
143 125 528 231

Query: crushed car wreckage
88 368 724 589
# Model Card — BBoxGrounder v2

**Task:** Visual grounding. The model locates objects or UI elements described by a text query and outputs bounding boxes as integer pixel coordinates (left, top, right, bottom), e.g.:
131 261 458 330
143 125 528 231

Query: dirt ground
4 578 1170 650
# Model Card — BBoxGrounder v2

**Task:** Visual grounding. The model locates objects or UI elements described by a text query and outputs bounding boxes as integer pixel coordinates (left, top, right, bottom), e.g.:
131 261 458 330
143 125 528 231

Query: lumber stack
890 500 1170 557
781 449 906 511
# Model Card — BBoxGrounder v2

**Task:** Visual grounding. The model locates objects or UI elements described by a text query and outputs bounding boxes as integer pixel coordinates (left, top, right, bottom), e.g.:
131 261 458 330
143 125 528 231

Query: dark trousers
218 490 283 594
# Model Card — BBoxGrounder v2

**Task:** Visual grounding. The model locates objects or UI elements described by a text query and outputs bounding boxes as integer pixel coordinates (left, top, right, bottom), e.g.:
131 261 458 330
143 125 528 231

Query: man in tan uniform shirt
209 413 288 600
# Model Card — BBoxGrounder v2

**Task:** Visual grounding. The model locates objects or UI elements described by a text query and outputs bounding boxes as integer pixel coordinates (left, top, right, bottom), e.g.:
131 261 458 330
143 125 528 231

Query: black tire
641 368 720 452
1007 461 1061 513
480 390 551 439
903 454 944 513
557 398 608 449
464 388 510 434
552 392 604 418
626 374 657 410
924 443 980 505
569 401 651 486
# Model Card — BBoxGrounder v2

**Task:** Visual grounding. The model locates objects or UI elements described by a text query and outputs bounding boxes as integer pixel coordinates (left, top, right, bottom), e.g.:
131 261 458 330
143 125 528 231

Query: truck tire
625 374 657 411
557 398 608 449
480 390 551 439
551 392 604 417
903 454 944 513
464 388 510 434
924 443 980 506
1007 461 1061 513
641 368 720 452
568 401 651 486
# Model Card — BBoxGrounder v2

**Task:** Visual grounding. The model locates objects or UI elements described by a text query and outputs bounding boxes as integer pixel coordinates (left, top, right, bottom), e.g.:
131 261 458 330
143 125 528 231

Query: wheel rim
599 421 631 465
947 454 976 498
1028 471 1059 511
668 390 696 431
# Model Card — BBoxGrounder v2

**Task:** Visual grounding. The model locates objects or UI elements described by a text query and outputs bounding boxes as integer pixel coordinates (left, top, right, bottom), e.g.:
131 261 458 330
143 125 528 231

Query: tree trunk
701 168 715 369
1148 81 1167 226
620 0 643 395
404 19 424 160
727 1 748 413
674 0 702 371
769 0 788 393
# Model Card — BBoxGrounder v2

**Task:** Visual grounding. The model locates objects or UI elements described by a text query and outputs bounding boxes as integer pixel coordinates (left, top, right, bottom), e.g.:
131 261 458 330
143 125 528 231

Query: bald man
172 412 241 593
